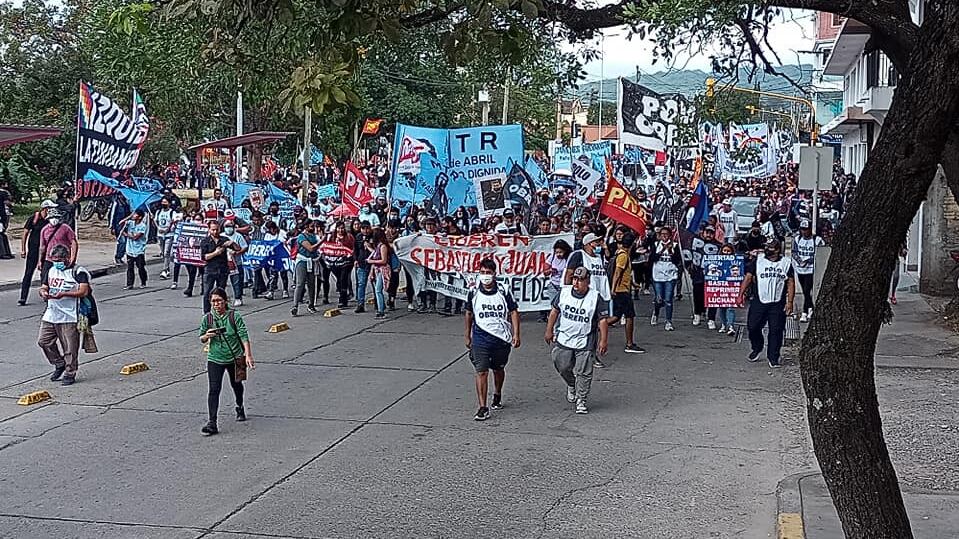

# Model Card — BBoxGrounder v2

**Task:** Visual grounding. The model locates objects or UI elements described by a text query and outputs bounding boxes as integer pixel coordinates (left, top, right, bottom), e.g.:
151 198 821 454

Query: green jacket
199 309 249 364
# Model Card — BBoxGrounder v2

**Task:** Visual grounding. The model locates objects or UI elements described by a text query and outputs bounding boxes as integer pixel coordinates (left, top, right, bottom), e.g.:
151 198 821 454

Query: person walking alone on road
121 209 149 290
198 287 255 436
464 259 521 421
18 199 54 306
791 219 824 322
740 238 795 368
545 266 611 415
37 245 90 386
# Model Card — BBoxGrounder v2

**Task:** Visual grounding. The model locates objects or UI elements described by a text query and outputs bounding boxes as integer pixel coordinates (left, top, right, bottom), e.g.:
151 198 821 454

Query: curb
0 258 163 293
777 471 818 539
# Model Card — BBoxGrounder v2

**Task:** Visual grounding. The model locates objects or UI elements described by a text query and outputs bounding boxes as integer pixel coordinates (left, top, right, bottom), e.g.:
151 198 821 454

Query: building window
831 13 845 27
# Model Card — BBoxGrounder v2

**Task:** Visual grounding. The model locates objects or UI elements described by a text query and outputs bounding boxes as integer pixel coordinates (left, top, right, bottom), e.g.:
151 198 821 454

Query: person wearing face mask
649 226 682 332
120 209 150 290
18 199 54 306
37 245 91 386
464 258 520 421
38 208 78 288
357 204 380 227
690 225 722 328
200 221 242 313
739 238 795 368
290 219 321 317
222 216 249 307
452 206 471 234
563 232 611 321
155 198 176 280
791 219 824 321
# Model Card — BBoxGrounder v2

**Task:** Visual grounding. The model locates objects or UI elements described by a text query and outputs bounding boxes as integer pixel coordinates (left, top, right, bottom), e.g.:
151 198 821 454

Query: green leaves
106 3 155 36
280 58 363 116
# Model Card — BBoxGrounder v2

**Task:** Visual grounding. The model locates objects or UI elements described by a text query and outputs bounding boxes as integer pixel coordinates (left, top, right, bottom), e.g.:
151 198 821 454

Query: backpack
75 267 99 326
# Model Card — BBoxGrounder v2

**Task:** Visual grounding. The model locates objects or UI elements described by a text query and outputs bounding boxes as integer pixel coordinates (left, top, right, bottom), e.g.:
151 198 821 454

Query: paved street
0 267 955 538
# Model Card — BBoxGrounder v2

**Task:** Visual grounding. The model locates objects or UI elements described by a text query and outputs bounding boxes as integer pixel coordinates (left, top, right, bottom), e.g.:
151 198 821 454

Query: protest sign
316 184 337 200
570 160 602 201
75 83 150 200
232 208 252 222
474 173 508 217
394 233 574 312
172 222 208 266
551 140 612 173
248 188 265 210
389 124 524 216
245 240 290 271
704 254 746 308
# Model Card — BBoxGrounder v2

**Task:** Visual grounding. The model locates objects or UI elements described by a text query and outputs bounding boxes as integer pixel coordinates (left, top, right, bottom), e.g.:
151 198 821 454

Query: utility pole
635 66 640 83
502 68 511 125
301 106 311 206
235 90 243 180
479 88 490 126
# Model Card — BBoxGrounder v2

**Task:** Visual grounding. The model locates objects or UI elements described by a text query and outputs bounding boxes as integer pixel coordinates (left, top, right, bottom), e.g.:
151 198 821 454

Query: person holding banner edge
464 259 521 421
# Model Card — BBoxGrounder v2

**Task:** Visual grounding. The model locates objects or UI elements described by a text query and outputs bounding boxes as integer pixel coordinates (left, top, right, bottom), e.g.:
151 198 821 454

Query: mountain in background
576 64 814 102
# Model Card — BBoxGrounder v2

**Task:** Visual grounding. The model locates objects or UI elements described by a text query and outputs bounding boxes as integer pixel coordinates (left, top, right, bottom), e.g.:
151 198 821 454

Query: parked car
730 196 761 236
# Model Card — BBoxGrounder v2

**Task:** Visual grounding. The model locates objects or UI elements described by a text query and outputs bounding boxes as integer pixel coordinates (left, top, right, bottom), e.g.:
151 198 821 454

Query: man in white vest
739 238 795 368
464 259 520 421
545 266 611 415
563 232 611 368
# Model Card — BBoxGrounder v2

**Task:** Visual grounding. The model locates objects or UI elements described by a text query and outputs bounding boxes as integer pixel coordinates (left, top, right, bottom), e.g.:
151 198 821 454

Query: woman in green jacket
199 287 255 435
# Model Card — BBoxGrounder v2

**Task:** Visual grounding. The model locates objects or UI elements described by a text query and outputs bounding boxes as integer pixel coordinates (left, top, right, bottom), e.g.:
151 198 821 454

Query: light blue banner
316 184 337 200
83 170 162 211
552 141 612 173
524 156 549 191
390 123 524 216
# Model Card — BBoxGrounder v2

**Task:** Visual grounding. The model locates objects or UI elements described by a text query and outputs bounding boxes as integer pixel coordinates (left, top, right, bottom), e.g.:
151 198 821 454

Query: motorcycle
80 197 111 222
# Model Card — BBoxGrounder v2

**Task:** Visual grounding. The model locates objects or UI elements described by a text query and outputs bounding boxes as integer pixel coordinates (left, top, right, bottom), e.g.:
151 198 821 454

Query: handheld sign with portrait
704 254 746 308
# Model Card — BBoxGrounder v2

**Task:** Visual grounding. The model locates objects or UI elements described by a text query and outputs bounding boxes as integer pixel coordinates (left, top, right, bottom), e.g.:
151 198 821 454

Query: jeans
207 361 244 422
230 267 244 300
373 270 386 313
126 253 147 287
747 299 787 364
202 270 229 313
717 307 736 327
653 280 675 322
356 266 370 307
158 235 173 274
293 260 316 309
174 263 201 292
798 273 814 313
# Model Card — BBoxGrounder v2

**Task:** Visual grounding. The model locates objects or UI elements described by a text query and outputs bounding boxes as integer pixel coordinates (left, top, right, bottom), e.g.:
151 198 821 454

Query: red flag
341 161 374 216
599 176 648 237
362 118 383 136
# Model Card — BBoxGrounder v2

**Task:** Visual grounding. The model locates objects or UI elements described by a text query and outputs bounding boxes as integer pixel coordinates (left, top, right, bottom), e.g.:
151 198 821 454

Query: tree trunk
800 5 959 537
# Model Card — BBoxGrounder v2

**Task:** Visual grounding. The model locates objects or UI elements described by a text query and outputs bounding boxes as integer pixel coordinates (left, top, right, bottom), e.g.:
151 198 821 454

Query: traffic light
746 105 757 114
705 78 716 98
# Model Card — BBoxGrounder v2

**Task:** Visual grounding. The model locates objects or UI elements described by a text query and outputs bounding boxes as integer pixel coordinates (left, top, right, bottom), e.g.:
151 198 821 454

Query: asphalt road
0 270 818 538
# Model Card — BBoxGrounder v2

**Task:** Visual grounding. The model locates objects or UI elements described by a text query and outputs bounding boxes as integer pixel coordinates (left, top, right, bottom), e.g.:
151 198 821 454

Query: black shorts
469 344 511 372
612 292 636 318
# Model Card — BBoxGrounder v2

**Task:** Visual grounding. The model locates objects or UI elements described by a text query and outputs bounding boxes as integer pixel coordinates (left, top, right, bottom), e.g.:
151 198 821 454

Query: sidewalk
0 241 161 292
780 287 959 538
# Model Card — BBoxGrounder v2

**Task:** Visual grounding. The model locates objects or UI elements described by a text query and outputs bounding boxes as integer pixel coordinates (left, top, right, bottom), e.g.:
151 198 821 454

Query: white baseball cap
40 200 57 209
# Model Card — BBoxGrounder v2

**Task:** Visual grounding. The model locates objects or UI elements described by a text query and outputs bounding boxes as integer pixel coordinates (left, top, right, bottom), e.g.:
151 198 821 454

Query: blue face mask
53 262 66 271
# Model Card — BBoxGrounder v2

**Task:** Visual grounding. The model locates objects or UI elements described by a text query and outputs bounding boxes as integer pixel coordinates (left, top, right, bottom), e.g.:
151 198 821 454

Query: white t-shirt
791 235 824 275
717 209 738 240
43 266 89 324
652 241 679 282
753 255 793 304
553 286 601 350
155 208 176 237
568 249 611 301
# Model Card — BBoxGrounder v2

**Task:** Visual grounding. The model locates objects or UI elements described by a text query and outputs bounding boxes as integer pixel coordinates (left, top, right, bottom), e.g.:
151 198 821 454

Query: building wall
815 12 843 41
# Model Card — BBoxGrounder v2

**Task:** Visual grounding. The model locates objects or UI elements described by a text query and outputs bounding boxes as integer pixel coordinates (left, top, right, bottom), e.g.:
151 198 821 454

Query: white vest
555 286 599 350
755 255 792 304
576 250 610 301
470 287 514 344
791 236 818 275
43 266 88 324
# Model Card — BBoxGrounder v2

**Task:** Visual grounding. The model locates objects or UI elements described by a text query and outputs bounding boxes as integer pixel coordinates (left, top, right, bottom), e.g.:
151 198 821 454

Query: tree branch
733 17 805 92
399 3 465 28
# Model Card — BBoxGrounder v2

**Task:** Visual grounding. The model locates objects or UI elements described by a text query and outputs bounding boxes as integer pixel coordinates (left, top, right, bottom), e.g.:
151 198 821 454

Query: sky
576 8 817 80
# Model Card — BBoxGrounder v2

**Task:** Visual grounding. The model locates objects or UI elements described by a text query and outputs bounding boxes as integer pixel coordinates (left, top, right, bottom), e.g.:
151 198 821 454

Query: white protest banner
570 160 602 201
394 232 574 311
474 172 508 217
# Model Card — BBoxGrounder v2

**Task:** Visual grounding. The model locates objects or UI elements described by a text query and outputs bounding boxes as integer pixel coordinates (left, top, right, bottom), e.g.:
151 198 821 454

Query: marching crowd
10 157 870 429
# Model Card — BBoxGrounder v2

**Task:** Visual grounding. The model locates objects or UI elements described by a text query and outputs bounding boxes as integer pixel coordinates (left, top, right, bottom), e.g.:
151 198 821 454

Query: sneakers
664 322 674 331
282 290 289 299
236 406 246 422
439 309 452 316
650 315 658 326
692 314 701 326
491 394 503 410
575 400 588 414
201 421 219 436
290 306 298 317
768 358 781 368
354 306 366 314
387 300 396 311
748 350 762 362
307 306 318 314
707 320 716 330
183 289 193 297
408 303 417 312
566 386 576 403
473 407 491 421
17 299 26 306
726 326 736 336
160 271 170 280
122 285 132 290
60 375 76 386
624 344 646 354
374 312 386 319
233 299 243 307
266 292 275 301
675 294 683 302
417 304 430 314
138 284 147 289
593 358 606 368
799 312 809 323
49 365 66 381
718 324 726 333
169 282 178 290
